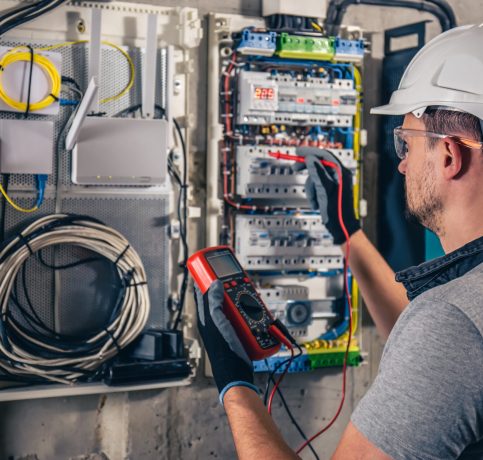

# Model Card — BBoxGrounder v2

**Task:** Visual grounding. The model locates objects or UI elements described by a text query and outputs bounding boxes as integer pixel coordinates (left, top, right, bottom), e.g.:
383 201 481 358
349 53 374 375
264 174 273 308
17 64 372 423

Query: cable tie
19 233 34 255
127 280 147 288
104 328 121 353
49 93 59 102
114 244 130 265
24 45 34 118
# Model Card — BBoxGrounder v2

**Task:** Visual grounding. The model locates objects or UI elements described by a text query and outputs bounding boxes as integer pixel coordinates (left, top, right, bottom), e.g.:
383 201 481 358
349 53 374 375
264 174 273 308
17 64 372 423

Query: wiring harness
0 0 68 37
0 214 150 385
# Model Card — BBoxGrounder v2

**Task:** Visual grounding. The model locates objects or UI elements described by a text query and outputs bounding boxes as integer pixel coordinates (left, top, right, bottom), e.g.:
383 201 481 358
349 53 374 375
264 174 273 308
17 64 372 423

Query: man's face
397 114 444 235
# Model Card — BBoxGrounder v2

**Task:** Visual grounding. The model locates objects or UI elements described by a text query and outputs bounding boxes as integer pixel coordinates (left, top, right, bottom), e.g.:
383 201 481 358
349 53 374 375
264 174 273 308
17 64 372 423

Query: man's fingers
207 280 252 365
305 177 319 211
211 302 252 365
291 161 307 172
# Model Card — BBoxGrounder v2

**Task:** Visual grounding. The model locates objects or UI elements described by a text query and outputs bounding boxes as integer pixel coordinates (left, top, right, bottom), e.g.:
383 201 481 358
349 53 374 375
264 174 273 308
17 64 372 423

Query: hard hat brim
370 103 419 116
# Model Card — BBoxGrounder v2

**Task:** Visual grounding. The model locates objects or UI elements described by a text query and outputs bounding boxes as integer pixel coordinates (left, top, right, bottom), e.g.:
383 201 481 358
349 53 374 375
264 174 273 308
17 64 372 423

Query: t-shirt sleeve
351 300 483 460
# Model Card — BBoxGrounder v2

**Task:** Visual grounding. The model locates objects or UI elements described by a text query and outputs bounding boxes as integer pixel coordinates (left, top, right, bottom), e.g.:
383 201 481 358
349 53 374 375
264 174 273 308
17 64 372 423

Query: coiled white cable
0 214 150 384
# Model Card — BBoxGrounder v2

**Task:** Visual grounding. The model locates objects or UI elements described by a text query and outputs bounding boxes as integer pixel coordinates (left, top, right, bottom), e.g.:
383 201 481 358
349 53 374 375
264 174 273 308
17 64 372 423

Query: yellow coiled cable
37 40 135 104
0 47 61 112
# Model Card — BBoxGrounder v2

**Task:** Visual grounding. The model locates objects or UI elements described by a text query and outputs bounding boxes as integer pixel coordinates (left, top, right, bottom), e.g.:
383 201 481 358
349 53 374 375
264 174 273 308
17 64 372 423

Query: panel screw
77 19 86 33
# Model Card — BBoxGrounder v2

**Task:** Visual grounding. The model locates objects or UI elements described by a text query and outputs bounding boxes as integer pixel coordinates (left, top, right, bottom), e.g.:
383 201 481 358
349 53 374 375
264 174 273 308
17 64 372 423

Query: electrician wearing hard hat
195 24 483 459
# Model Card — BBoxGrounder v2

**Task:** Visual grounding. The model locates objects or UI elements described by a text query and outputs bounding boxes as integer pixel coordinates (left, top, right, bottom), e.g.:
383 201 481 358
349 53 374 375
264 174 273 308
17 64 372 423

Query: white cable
0 214 150 384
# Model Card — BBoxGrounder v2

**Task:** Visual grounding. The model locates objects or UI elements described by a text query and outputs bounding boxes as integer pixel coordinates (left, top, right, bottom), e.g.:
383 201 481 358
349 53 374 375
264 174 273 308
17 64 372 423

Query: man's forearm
224 387 299 460
343 230 408 339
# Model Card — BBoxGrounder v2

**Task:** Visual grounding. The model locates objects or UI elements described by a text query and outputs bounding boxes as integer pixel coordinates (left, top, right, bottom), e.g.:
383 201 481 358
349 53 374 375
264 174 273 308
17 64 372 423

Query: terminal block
253 345 361 374
235 214 344 272
237 70 356 125
307 345 362 368
237 28 276 56
276 33 335 60
254 351 312 374
333 38 365 62
236 145 357 200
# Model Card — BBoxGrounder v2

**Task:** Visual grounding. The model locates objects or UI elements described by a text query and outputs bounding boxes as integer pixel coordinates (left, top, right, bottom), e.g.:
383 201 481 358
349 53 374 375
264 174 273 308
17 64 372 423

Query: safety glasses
393 126 483 160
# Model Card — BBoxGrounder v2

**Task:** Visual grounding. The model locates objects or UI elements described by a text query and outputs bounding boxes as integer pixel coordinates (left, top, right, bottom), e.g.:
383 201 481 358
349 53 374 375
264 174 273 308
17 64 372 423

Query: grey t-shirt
351 262 483 460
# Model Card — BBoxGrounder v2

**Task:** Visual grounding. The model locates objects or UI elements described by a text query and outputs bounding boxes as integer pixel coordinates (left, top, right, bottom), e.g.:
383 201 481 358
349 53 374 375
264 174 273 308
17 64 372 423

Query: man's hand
293 147 360 244
194 280 258 403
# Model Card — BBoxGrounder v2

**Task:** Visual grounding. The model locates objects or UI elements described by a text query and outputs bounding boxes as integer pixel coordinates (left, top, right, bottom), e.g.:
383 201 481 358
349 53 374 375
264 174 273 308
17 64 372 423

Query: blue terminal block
237 28 277 57
254 353 312 374
333 38 365 62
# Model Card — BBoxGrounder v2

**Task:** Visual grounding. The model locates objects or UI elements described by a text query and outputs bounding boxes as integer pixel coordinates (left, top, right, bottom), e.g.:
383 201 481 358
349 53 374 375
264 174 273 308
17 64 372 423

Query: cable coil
0 47 61 112
0 214 150 384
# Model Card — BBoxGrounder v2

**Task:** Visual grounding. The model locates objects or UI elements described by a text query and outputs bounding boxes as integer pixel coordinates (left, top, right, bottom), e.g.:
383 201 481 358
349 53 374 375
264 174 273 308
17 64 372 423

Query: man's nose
398 158 407 175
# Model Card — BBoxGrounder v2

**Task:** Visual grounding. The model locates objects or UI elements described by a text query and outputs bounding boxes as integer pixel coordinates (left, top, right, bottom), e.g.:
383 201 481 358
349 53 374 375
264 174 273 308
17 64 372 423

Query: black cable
0 1 68 37
61 76 82 93
424 0 456 27
171 117 189 331
326 0 452 35
24 45 34 118
0 174 9 242
269 373 320 460
263 345 303 405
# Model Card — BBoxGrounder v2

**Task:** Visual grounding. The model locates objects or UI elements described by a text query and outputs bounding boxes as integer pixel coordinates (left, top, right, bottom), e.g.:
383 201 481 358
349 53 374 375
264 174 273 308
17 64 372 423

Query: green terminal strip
276 33 335 60
308 349 362 369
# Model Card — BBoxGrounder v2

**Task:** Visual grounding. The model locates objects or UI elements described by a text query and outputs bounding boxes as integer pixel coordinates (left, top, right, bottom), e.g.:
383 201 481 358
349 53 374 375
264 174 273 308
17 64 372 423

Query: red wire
267 151 353 453
267 345 295 415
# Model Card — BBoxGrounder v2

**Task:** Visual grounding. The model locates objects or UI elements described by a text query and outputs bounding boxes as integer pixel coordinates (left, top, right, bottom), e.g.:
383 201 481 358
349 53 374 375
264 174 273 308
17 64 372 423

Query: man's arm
343 230 408 339
224 386 299 460
224 388 392 460
332 422 392 460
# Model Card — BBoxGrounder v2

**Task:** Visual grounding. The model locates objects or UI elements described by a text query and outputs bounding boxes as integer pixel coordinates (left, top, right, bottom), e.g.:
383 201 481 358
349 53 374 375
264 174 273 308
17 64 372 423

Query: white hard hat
371 23 483 123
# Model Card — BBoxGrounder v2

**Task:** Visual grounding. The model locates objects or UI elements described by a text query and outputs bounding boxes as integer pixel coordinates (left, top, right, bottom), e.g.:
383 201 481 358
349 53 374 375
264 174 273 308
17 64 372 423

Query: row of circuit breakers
216 27 364 372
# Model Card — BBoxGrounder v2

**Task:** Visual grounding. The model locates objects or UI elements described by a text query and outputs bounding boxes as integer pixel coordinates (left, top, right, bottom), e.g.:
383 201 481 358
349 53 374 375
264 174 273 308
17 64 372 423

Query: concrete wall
1 1 482 459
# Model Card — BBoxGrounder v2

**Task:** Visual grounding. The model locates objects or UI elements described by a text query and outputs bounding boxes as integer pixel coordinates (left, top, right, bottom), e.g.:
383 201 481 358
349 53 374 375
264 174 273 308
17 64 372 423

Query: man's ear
440 137 464 180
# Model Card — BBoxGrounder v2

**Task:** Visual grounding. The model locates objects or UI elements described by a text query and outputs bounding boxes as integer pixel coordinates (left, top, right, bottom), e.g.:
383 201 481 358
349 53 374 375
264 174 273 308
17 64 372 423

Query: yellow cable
0 47 61 112
350 65 363 336
0 184 38 213
37 40 135 104
311 21 323 33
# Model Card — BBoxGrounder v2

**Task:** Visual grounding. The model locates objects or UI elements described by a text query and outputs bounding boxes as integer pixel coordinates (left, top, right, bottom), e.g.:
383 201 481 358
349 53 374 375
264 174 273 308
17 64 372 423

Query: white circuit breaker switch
359 199 368 218
169 220 181 239
262 0 327 18
188 206 201 218
360 129 368 147
0 119 53 174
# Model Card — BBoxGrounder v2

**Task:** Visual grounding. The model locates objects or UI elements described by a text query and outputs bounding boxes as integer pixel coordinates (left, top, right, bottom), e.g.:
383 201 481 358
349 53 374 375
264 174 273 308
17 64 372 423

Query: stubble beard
404 160 444 236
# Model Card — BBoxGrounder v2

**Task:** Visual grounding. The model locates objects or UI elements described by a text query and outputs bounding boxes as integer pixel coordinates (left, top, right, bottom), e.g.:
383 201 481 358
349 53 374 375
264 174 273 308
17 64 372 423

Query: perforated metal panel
1 37 172 347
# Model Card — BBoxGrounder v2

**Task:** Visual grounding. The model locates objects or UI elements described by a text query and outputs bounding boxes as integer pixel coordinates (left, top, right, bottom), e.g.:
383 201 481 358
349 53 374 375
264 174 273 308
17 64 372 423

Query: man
195 24 483 459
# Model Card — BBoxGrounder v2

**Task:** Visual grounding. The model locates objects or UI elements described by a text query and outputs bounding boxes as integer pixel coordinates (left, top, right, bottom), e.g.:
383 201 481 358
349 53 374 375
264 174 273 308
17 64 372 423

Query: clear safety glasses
393 126 483 160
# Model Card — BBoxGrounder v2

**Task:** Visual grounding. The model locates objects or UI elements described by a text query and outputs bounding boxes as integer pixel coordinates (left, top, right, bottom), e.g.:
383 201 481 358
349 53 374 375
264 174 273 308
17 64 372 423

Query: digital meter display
254 87 274 100
206 252 242 278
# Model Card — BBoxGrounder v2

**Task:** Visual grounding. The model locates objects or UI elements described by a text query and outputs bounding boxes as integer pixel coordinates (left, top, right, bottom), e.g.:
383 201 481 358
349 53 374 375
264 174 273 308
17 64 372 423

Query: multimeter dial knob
237 293 264 321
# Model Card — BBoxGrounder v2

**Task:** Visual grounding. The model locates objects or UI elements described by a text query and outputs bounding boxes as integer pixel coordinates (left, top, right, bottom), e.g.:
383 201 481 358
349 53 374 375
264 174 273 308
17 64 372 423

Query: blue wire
59 99 79 106
320 272 353 340
35 174 48 208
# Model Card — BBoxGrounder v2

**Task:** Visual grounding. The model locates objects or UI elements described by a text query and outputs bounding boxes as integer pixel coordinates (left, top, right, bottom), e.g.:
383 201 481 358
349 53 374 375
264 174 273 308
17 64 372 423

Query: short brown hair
422 107 482 148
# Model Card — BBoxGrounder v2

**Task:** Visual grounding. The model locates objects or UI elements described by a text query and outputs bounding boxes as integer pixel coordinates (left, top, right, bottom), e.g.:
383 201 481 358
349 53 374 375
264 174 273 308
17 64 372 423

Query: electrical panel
207 16 365 373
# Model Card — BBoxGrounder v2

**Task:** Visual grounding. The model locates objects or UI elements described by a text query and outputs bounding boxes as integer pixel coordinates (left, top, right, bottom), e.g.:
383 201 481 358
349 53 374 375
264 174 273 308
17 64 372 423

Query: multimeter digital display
187 246 281 360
